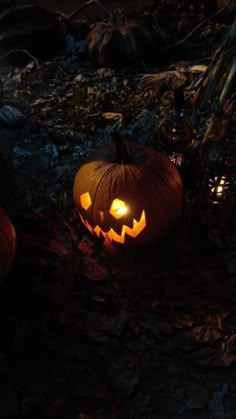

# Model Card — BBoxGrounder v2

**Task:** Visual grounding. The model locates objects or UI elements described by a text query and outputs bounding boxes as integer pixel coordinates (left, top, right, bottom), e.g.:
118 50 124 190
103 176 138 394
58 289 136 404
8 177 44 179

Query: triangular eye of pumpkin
109 198 128 219
80 192 92 210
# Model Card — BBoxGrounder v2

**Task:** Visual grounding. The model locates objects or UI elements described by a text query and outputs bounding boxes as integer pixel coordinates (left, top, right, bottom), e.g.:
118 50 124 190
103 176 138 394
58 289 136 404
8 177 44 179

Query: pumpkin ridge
92 162 117 220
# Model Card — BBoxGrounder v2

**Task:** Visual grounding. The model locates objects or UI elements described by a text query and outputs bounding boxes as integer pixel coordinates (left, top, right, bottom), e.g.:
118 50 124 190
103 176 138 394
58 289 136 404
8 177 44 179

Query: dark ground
0 1 236 418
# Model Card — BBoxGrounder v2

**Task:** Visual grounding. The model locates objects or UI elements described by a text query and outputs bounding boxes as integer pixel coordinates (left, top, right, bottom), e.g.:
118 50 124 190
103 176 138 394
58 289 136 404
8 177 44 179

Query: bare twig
202 93 236 144
163 7 226 51
194 49 233 110
67 0 111 21
202 59 236 144
219 57 236 106
0 48 40 68
192 19 236 110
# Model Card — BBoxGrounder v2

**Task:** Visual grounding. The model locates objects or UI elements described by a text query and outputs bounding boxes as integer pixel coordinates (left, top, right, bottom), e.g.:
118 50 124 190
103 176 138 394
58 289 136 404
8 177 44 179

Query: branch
0 49 39 69
163 7 226 51
67 0 111 21
192 19 236 110
202 59 236 144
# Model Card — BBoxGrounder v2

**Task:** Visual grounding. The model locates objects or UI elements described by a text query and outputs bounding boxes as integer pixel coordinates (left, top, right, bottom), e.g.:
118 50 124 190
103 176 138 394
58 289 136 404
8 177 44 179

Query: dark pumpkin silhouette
86 12 162 68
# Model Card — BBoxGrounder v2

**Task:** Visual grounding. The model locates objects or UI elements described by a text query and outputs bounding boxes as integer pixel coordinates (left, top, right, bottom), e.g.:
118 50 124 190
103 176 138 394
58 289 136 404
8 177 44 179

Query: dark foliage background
0 1 235 418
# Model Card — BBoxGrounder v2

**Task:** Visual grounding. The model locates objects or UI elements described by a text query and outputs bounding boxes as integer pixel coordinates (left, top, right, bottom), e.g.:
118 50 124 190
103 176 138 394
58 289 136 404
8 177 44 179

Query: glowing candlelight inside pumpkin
110 198 128 218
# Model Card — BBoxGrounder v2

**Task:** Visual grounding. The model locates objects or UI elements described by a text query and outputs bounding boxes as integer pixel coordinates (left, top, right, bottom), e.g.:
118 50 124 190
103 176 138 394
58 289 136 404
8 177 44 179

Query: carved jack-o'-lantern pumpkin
0 207 17 282
73 132 183 248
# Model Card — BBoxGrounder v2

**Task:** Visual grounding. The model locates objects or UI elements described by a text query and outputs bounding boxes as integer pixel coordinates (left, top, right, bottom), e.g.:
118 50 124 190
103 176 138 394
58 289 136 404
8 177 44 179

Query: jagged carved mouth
79 210 147 244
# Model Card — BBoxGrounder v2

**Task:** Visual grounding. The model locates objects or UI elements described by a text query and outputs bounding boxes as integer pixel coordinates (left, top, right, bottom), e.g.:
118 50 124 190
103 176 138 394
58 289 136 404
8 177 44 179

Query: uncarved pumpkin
73 133 183 248
86 13 162 68
0 207 17 282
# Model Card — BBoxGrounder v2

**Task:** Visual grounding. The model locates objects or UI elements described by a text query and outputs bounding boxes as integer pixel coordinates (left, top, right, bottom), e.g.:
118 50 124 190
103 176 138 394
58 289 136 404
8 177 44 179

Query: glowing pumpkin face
79 193 146 244
73 139 183 248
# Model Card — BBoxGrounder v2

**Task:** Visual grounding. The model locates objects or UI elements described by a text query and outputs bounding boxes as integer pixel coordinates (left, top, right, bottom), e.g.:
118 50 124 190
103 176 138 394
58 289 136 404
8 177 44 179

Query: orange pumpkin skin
73 141 183 248
0 208 17 282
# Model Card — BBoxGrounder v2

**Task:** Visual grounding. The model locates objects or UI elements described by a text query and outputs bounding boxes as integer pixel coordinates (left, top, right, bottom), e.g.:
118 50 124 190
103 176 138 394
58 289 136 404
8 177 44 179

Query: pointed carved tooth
79 210 147 244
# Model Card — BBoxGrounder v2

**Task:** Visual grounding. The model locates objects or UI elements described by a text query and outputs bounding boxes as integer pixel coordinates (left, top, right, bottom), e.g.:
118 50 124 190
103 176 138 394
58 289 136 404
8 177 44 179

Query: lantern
0 207 17 282
201 140 236 205
73 132 183 248
160 87 194 156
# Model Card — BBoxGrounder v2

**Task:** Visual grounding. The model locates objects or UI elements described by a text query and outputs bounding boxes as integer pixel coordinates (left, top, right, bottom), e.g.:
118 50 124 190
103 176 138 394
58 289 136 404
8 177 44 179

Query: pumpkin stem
113 130 131 164
67 0 111 21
